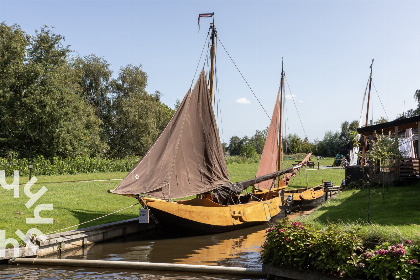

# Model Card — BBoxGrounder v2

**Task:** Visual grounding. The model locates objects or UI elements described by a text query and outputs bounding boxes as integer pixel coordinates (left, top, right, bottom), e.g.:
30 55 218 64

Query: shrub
362 241 419 279
261 219 419 279
0 155 140 176
261 219 316 270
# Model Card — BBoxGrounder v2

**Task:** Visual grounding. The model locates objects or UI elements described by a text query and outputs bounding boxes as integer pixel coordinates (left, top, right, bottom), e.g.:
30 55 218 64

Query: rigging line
44 202 140 236
372 82 389 120
190 31 211 90
284 75 308 140
216 36 271 121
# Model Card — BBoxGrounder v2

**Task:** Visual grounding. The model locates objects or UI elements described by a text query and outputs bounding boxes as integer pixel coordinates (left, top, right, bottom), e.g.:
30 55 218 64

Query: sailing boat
110 15 307 234
254 60 325 209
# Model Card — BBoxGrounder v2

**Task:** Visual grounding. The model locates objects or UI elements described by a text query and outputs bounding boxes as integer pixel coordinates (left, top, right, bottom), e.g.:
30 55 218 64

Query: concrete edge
8 258 264 277
1 218 157 260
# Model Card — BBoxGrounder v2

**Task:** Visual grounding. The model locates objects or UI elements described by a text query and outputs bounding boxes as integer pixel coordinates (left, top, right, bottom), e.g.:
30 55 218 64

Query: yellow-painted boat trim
142 195 282 227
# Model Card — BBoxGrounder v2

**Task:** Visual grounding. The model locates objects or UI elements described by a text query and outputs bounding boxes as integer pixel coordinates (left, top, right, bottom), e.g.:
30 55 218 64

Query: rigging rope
190 31 210 90
44 202 140 236
284 76 308 140
216 36 271 121
372 82 389 120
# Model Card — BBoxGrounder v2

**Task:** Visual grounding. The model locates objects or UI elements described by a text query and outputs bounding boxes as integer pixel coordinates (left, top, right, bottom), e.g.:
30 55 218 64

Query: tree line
3 22 417 162
0 23 174 159
225 120 361 158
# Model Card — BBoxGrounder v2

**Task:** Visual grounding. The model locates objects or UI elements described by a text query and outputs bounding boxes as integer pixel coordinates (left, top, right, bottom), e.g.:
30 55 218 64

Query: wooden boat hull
284 186 325 208
142 196 284 234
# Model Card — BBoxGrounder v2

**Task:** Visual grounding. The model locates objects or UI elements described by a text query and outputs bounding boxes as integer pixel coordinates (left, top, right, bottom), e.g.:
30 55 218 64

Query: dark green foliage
261 218 419 279
0 23 174 159
0 155 139 176
362 242 419 279
109 65 173 158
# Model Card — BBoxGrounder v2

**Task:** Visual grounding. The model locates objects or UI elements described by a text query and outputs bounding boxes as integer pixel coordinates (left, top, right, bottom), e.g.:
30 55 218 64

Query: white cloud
235 98 251 104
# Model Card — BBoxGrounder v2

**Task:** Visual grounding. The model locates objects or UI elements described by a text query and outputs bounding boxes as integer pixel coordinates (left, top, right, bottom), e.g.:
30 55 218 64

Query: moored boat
110 14 307 234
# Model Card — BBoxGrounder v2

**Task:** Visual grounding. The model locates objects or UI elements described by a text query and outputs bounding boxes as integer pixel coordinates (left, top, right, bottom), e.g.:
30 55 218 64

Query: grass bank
1 158 340 239
296 185 420 244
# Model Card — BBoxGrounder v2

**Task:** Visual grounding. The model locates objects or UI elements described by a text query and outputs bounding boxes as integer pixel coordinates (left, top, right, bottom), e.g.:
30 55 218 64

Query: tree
228 136 243 156
0 23 29 156
72 54 113 144
0 24 105 158
368 132 401 167
374 117 388 125
339 120 359 145
240 142 258 158
283 134 303 154
250 128 267 154
315 131 342 157
109 64 174 158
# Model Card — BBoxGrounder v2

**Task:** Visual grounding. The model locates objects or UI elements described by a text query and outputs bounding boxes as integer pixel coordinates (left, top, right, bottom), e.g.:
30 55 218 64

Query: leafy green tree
72 54 113 144
0 23 29 156
0 24 105 158
284 134 303 154
368 132 401 166
240 142 258 158
109 64 174 158
228 136 243 156
315 131 342 157
301 137 314 153
340 120 359 145
250 128 267 154
374 117 388 125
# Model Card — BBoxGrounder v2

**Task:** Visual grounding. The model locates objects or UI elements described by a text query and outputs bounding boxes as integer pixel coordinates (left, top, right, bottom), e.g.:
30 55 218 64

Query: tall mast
209 18 216 103
278 59 285 173
198 13 216 102
362 59 374 165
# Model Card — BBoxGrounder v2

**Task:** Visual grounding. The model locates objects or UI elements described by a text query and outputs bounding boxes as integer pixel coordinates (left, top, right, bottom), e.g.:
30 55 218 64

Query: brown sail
111 70 230 200
255 91 280 189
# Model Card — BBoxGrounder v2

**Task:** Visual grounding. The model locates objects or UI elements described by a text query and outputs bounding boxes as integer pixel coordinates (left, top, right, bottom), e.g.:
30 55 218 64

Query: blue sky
1 0 419 143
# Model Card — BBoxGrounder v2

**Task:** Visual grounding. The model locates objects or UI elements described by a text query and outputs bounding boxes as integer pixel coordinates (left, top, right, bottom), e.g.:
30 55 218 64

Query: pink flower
265 228 273 233
379 249 387 256
279 229 285 233
390 246 396 251
374 251 379 255
395 248 405 256
408 259 418 265
284 237 291 242
405 239 412 245
291 222 301 228
363 252 373 259
397 244 404 249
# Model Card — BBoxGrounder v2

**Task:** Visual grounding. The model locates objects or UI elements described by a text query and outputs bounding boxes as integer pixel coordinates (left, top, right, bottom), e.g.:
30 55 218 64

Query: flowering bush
261 219 317 270
361 242 419 279
261 219 419 279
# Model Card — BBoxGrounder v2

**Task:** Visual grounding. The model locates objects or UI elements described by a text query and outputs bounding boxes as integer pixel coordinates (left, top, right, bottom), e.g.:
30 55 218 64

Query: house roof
357 115 420 136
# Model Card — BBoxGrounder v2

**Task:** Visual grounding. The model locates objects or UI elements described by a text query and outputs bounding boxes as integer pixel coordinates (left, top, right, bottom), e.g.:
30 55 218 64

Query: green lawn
297 185 420 244
0 173 137 242
1 159 342 238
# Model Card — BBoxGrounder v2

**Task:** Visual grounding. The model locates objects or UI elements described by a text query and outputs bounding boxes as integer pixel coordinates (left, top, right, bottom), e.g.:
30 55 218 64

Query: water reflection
0 224 271 279
3 216 314 279
64 223 270 269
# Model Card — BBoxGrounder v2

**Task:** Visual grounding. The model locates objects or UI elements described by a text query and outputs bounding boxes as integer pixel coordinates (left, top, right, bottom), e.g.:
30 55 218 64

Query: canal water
0 221 277 279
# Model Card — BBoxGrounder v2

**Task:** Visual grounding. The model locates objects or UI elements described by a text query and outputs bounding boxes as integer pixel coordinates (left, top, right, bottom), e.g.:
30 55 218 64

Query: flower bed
261 218 419 279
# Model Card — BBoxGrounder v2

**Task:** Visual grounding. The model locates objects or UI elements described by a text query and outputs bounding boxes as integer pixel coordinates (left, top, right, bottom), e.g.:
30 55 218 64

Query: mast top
198 13 216 103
